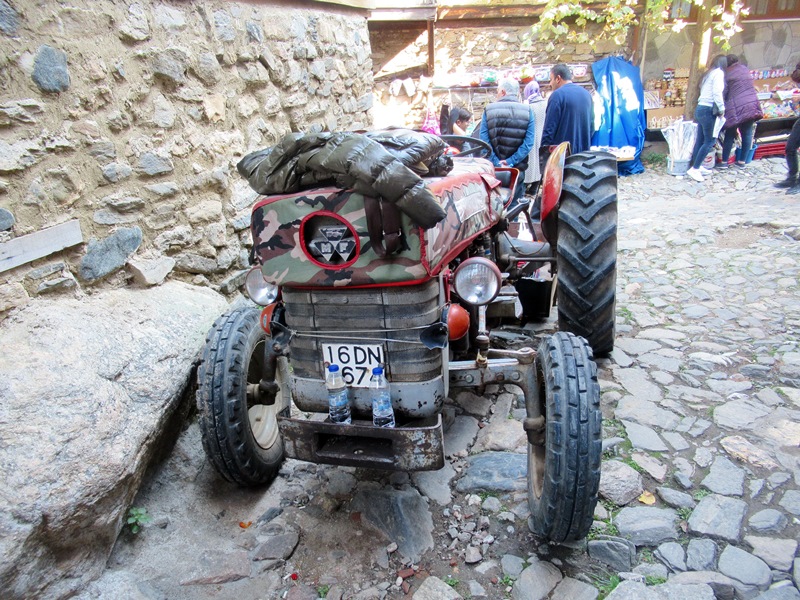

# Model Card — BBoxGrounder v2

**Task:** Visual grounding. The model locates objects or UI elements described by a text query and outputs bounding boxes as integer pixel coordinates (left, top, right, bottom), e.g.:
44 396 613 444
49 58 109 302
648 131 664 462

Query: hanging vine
527 0 749 51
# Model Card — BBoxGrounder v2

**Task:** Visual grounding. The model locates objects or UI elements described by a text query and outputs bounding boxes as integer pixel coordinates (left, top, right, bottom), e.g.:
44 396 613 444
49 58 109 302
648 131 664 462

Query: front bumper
278 414 444 471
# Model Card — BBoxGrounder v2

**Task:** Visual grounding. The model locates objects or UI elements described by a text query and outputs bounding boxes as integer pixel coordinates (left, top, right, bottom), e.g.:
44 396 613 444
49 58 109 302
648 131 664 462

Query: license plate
321 343 384 387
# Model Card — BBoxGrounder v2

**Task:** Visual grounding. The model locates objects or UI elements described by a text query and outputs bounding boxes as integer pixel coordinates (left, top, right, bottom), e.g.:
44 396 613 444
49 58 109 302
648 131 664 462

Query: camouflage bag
250 159 504 288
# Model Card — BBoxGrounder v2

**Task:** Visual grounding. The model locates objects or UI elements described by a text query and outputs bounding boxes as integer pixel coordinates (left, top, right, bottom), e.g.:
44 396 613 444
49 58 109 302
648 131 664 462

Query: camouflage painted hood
236 130 453 229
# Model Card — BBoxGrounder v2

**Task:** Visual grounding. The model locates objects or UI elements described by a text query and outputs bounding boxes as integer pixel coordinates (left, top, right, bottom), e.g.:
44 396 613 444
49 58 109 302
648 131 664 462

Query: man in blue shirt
479 78 536 202
540 64 593 155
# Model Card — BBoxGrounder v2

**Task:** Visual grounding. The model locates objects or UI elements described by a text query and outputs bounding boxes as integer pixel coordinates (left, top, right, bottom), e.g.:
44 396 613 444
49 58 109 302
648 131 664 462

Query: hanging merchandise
481 69 498 86
420 93 441 135
520 65 534 84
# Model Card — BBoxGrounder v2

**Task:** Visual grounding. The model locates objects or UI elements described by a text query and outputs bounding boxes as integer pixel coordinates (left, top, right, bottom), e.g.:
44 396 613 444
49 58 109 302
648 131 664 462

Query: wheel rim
246 338 282 450
249 403 280 450
528 359 547 500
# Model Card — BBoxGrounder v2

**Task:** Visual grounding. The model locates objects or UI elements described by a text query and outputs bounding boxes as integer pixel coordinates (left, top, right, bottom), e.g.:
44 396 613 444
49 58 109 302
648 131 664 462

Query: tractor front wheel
197 306 291 487
527 331 601 543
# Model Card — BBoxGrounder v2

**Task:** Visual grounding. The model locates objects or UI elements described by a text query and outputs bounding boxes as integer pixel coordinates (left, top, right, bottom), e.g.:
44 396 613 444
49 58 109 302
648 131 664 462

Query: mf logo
310 225 356 263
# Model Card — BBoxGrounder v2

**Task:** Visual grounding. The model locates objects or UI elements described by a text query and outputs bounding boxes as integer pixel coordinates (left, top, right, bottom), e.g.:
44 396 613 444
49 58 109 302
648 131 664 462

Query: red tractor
197 131 617 542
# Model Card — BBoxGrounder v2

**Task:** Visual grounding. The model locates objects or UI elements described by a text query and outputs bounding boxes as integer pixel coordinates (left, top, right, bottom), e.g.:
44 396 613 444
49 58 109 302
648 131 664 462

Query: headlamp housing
244 266 279 306
452 257 501 306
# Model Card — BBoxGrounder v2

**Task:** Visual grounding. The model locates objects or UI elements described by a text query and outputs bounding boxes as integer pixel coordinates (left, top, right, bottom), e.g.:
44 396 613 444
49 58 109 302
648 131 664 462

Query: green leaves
529 0 746 51
126 506 152 534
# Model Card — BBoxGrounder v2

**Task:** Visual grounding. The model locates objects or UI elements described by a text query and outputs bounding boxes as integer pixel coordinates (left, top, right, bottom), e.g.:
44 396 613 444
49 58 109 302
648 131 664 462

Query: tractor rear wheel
556 151 617 355
527 332 601 543
197 306 291 486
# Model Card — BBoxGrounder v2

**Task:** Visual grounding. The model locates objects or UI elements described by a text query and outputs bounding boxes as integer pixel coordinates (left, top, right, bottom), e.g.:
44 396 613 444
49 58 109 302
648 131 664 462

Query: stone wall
0 0 373 319
370 21 622 130
643 20 800 80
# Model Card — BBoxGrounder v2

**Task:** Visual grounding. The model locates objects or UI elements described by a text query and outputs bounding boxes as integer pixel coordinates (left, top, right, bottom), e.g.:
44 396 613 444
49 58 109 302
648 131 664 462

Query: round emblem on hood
300 212 359 268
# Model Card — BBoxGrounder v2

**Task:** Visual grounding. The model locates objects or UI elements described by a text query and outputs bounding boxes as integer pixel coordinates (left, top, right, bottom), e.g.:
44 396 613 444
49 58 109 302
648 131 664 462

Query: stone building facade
643 21 800 81
370 21 621 130
0 0 373 319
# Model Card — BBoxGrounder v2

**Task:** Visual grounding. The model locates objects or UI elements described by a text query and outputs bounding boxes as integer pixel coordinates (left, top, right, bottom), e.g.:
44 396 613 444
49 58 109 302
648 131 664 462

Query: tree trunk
684 3 715 120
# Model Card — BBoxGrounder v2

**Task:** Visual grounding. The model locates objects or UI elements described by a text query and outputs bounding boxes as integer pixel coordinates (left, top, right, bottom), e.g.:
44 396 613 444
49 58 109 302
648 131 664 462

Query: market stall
427 63 594 136
644 66 800 157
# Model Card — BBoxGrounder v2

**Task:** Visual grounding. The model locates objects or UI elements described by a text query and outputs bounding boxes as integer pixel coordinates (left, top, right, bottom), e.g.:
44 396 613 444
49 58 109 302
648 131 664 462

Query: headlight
244 266 279 306
452 257 501 306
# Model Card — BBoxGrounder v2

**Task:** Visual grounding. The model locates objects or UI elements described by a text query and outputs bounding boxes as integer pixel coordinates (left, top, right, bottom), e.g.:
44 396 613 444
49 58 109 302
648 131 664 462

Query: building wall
643 20 800 79
370 20 623 131
0 0 373 318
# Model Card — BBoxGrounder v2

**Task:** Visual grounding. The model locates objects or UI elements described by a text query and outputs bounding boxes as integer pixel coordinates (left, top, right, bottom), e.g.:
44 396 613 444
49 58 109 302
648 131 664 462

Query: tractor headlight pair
244 267 279 306
452 257 501 306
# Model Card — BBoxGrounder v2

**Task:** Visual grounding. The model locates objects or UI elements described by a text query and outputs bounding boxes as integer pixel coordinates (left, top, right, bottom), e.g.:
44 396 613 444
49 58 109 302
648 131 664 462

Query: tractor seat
494 170 512 188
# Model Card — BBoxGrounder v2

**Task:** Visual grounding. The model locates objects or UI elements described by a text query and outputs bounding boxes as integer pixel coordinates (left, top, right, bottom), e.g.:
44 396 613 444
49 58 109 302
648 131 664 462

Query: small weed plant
444 575 459 588
317 584 330 598
643 152 668 168
596 574 621 599
126 506 152 534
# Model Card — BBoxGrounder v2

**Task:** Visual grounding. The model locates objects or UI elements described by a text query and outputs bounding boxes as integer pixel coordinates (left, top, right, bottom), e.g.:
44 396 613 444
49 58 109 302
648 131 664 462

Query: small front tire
197 306 290 487
527 331 601 543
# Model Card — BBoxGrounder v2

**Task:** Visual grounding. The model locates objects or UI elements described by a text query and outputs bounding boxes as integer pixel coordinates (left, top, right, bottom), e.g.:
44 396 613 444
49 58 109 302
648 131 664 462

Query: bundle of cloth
237 129 454 229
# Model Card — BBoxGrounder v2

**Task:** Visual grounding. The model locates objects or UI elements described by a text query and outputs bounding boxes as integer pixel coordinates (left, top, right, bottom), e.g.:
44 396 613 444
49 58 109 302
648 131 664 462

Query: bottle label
330 389 349 408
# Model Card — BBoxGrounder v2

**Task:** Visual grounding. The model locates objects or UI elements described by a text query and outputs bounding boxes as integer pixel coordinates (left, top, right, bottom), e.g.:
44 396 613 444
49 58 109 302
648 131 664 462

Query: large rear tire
556 151 617 355
527 332 601 543
197 306 290 486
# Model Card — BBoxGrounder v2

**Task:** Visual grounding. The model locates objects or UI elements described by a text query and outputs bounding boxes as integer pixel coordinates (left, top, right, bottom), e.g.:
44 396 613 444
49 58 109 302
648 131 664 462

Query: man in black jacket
478 78 536 202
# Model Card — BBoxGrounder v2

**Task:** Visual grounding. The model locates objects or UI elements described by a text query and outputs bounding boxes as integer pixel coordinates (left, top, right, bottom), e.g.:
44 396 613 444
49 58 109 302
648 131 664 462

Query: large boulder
0 282 229 599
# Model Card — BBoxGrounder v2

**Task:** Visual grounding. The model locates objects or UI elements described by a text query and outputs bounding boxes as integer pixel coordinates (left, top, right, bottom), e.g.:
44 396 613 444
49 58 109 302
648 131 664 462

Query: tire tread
557 151 618 355
196 307 284 487
528 332 602 542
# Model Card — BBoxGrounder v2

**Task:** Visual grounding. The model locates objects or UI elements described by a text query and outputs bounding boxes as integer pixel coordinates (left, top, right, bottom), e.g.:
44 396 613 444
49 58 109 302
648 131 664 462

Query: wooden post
426 19 434 77
684 3 714 120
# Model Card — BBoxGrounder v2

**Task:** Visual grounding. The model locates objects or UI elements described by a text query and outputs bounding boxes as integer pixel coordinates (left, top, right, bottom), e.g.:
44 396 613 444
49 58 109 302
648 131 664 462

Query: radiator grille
283 280 443 382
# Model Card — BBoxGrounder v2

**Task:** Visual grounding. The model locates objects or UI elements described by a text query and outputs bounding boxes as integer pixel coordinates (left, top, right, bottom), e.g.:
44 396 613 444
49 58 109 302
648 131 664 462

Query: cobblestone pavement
81 156 800 600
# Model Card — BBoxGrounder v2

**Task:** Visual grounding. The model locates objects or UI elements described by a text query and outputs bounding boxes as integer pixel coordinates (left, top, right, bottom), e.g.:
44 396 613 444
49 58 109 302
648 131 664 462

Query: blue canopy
591 56 646 176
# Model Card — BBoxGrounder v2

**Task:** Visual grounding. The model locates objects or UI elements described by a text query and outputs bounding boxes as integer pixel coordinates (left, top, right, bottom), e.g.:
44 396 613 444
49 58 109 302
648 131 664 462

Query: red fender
540 142 571 221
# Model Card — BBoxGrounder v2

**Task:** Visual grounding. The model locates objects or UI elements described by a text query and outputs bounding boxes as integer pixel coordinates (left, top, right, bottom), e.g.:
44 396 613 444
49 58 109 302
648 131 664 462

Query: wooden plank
426 20 435 76
0 220 83 273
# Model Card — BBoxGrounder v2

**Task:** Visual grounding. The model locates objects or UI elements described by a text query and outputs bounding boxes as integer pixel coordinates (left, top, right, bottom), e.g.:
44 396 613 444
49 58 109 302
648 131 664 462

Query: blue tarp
591 57 646 176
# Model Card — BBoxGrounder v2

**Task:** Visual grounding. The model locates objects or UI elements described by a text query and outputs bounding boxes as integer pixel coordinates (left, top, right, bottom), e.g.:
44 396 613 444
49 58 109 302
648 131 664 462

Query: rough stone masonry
0 0 374 318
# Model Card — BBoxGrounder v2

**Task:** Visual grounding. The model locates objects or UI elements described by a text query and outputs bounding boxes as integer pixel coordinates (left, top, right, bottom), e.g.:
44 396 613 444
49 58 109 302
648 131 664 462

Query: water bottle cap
372 366 383 375
328 364 339 372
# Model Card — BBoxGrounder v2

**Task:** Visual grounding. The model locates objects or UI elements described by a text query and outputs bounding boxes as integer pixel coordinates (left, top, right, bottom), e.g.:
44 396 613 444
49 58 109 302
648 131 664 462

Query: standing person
687 55 727 183
523 80 547 196
540 64 593 156
775 63 800 194
478 78 536 202
719 54 763 169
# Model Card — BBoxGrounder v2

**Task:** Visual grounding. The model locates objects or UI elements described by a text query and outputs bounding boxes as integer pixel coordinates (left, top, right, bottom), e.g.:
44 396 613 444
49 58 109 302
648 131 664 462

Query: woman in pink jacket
719 54 763 168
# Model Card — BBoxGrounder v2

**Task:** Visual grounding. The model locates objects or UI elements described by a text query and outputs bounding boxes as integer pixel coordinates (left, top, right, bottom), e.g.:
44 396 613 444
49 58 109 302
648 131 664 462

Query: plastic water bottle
326 364 351 424
369 367 395 428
